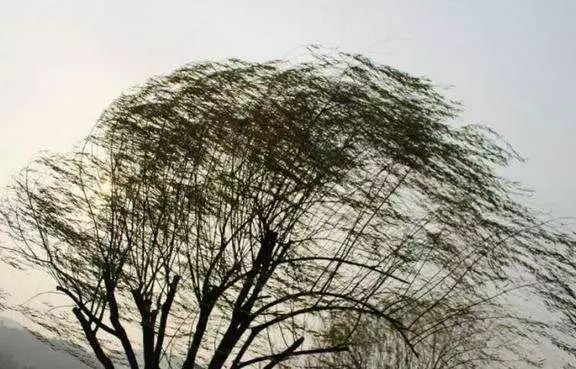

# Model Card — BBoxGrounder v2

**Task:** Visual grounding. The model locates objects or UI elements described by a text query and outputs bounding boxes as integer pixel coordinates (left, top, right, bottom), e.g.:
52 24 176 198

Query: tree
531 226 576 359
306 299 544 369
1 49 571 369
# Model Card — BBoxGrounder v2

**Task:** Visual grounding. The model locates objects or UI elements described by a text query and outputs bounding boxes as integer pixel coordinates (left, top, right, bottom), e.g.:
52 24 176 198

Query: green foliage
1 48 573 369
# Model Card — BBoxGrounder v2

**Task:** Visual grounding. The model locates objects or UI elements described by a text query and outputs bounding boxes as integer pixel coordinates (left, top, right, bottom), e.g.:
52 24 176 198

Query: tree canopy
1 49 573 369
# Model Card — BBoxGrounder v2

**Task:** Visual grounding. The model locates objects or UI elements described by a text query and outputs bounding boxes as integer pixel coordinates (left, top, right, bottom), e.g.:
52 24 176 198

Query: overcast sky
2 0 575 216
1 0 575 366
1 0 575 218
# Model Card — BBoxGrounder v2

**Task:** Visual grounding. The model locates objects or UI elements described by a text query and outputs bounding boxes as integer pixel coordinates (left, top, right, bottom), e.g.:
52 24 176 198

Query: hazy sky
1 0 576 218
1 0 575 366
2 0 576 216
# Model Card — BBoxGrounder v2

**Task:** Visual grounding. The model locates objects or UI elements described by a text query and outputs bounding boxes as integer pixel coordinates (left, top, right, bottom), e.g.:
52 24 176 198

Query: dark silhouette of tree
306 300 544 369
531 230 576 359
1 48 572 369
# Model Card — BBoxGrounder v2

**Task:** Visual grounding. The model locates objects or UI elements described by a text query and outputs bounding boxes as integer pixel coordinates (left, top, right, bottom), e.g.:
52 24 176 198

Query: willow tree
531 228 576 359
1 49 570 369
307 296 544 369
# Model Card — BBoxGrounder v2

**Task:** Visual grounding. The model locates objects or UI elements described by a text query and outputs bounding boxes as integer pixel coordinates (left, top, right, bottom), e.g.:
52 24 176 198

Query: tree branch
72 307 115 369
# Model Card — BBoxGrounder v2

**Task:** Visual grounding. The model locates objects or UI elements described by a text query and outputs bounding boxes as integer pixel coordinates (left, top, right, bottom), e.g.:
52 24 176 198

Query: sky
1 0 575 218
0 0 575 366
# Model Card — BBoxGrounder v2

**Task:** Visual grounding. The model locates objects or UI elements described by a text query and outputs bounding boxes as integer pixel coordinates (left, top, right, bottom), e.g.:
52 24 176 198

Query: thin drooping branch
1 49 572 369
57 285 116 335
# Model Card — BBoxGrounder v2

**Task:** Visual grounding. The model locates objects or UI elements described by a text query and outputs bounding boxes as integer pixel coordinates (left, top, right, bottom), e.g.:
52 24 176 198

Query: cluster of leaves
1 48 573 369
306 300 546 369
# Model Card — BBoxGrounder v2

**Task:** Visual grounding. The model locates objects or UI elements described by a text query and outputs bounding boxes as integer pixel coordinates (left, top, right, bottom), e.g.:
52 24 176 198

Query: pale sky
1 0 575 366
1 1 575 218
